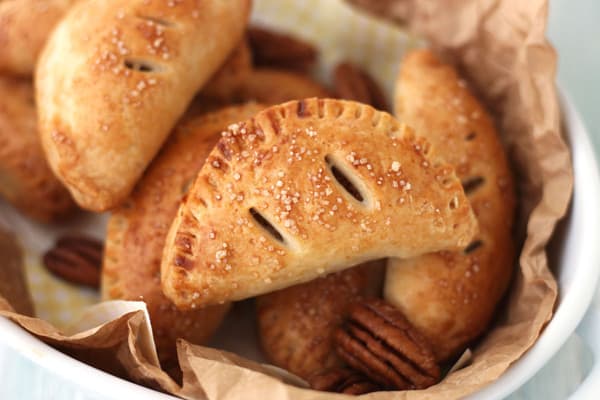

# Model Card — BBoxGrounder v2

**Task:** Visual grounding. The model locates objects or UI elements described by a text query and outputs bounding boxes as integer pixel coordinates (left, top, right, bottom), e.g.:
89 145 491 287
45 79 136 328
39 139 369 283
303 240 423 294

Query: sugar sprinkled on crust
161 98 478 309
386 49 516 361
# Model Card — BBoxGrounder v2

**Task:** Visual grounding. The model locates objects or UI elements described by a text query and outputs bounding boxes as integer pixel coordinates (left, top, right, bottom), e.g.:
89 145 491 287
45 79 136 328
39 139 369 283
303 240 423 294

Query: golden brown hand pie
385 50 516 361
256 260 384 380
103 103 264 365
161 98 478 309
36 0 251 211
0 77 74 222
0 0 77 76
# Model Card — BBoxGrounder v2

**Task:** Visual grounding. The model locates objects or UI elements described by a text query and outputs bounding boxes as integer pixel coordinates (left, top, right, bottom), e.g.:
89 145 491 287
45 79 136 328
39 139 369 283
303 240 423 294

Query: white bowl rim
466 88 600 399
0 87 598 400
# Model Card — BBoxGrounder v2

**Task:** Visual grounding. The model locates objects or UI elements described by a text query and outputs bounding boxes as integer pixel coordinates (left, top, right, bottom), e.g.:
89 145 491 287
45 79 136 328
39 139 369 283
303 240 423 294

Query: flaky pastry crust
103 104 264 365
36 0 251 211
161 98 478 309
386 50 516 360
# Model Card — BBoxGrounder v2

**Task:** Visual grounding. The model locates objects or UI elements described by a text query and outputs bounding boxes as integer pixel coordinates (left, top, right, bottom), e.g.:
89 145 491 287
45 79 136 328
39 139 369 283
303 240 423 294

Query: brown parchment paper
0 231 34 316
0 0 572 398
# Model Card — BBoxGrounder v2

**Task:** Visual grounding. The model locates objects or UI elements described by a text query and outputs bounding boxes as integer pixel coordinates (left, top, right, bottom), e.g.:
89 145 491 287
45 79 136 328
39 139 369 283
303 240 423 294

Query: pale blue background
0 0 599 398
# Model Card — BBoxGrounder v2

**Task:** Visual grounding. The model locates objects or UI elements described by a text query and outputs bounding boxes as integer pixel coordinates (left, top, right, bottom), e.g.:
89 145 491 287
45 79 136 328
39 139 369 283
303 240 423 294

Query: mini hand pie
103 104 264 365
386 50 516 360
161 98 478 308
36 0 251 211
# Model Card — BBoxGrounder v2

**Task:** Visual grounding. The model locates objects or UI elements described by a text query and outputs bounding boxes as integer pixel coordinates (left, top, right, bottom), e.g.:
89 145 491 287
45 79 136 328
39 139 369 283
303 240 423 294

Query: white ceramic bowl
1 90 599 399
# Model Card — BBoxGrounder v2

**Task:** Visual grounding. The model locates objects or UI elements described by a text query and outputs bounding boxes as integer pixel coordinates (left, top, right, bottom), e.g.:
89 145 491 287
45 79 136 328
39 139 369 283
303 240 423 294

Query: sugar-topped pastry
103 104 264 365
36 0 251 211
161 98 478 308
386 50 516 360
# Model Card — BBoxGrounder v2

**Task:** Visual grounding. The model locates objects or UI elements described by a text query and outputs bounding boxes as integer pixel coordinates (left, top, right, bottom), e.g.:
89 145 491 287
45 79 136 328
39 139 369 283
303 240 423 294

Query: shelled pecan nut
43 234 103 288
309 367 381 395
334 298 440 390
248 26 318 72
333 62 389 112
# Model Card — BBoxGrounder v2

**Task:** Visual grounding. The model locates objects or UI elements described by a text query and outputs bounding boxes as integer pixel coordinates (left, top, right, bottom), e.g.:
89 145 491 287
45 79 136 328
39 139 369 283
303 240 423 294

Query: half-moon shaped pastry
256 260 384 379
0 77 74 222
103 103 264 365
161 98 478 309
386 50 516 361
36 0 251 211
0 0 77 76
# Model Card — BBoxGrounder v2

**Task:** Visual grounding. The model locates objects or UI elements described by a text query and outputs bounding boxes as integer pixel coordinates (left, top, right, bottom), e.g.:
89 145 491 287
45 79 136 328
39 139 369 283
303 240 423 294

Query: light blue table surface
1 1 599 399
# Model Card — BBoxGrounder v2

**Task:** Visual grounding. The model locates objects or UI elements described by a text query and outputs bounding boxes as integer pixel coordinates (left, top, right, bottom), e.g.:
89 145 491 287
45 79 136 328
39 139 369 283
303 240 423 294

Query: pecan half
43 234 103 288
248 26 317 72
334 298 440 390
309 367 381 395
333 62 389 112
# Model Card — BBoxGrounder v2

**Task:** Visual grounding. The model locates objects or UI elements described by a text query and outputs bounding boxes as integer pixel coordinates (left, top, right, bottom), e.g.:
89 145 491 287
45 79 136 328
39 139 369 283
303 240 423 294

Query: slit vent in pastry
161 98 478 309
